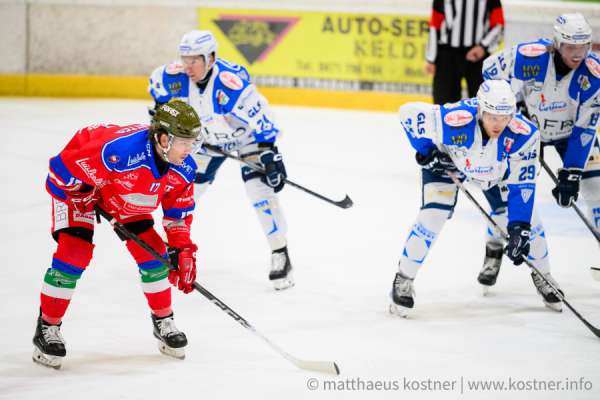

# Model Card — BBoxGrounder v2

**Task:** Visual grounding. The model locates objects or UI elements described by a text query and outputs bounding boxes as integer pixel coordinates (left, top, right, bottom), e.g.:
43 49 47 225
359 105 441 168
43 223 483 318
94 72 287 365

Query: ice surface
0 98 598 400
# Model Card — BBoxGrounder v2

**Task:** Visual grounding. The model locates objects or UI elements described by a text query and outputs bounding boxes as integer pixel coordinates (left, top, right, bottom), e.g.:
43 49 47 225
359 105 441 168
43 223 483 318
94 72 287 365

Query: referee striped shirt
426 0 505 63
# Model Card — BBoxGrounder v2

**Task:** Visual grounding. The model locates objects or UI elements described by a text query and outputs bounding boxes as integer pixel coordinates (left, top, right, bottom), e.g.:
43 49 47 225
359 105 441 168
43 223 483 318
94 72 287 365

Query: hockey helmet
151 100 201 140
554 13 592 47
178 30 218 60
477 80 516 116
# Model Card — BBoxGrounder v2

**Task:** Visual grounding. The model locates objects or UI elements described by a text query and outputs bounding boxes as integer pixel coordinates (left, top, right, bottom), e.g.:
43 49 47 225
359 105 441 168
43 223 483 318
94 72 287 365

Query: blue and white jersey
483 38 600 170
399 99 540 224
148 58 280 152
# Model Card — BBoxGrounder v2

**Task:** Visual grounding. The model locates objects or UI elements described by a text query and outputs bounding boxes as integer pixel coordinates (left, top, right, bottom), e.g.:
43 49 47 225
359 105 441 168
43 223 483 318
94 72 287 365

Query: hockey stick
447 174 600 339
540 158 600 243
539 158 600 281
202 144 353 209
94 206 341 375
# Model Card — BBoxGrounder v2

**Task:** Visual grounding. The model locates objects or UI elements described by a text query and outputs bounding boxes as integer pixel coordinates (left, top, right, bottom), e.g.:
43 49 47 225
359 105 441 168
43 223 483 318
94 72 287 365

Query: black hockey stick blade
591 267 600 282
335 195 353 209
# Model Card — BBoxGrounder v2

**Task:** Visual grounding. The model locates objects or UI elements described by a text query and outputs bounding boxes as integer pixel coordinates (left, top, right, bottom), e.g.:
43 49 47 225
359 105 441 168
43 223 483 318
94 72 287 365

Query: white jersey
149 59 280 153
400 98 540 223
482 39 600 170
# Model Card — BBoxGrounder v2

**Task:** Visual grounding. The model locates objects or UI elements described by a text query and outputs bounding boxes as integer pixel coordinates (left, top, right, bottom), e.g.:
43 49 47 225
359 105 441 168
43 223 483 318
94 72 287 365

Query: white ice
0 98 598 400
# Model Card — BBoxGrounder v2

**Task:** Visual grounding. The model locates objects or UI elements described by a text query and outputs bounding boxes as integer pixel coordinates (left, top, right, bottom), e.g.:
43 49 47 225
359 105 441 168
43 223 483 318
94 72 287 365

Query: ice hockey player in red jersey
33 100 202 369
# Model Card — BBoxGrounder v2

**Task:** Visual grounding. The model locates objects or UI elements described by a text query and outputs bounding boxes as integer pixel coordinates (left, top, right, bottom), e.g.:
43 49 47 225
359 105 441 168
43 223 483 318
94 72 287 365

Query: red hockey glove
65 184 98 213
168 244 197 294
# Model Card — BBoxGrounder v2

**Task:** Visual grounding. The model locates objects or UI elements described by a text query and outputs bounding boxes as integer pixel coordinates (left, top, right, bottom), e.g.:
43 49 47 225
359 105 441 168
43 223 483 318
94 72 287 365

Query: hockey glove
551 168 582 208
168 244 197 294
259 147 287 192
505 222 531 266
415 148 458 176
65 184 98 213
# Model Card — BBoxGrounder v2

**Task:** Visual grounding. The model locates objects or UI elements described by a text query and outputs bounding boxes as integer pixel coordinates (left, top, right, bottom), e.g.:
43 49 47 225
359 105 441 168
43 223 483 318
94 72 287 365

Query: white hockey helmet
476 80 516 116
178 30 218 60
553 13 592 47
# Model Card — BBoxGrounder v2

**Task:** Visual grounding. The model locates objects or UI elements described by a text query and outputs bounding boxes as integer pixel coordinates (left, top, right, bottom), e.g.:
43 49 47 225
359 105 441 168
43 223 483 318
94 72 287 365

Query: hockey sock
399 208 449 278
41 233 94 324
126 229 172 317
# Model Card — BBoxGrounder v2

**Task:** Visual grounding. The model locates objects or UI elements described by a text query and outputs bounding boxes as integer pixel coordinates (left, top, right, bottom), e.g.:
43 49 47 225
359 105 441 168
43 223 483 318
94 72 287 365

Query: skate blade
543 301 563 313
32 347 62 369
157 342 186 360
272 274 295 291
389 303 410 318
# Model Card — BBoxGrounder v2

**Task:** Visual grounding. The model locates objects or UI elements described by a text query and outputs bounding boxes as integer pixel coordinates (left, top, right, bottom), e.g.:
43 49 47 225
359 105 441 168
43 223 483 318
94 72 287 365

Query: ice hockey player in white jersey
481 13 600 286
390 80 563 317
149 30 293 290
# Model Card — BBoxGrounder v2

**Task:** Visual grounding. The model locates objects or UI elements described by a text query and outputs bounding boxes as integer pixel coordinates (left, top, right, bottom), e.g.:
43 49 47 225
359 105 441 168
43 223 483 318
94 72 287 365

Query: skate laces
157 317 181 338
271 252 287 272
42 324 65 345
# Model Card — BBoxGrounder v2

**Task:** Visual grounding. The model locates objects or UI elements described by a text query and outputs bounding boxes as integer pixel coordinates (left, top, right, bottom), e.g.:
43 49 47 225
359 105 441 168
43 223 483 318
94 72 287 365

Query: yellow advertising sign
199 8 430 85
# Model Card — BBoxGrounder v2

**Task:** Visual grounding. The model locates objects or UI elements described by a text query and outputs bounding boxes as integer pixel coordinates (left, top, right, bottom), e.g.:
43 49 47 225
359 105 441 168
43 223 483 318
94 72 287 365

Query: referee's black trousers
433 45 487 105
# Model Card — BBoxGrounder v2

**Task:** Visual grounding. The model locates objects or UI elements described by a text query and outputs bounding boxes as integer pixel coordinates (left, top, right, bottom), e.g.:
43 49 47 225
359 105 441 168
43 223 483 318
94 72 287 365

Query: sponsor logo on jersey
522 64 541 78
581 133 594 148
216 89 230 105
521 188 534 204
586 57 600 79
508 118 531 134
503 137 514 152
127 152 146 167
219 71 244 90
108 155 120 163
75 158 101 185
444 110 473 127
450 133 468 145
538 101 567 113
518 43 547 58
168 81 183 95
464 165 494 175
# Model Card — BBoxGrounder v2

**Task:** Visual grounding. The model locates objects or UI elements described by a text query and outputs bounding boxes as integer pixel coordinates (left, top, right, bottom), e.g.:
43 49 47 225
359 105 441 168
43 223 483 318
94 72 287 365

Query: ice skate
389 272 415 318
269 247 294 290
32 314 66 369
477 243 503 295
531 272 563 312
152 313 188 359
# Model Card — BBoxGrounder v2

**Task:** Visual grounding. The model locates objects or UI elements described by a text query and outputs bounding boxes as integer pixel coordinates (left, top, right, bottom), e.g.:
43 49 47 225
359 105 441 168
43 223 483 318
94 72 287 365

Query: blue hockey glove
551 168 582 208
259 147 287 192
415 148 458 176
505 222 531 266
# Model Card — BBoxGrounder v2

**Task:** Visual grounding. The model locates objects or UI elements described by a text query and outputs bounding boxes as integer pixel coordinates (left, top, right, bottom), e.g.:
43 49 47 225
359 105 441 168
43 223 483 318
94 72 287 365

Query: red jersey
46 123 197 244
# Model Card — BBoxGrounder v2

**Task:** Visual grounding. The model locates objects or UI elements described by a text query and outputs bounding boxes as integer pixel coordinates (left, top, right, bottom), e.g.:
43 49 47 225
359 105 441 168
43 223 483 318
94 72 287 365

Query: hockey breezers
95 206 340 375
540 158 600 281
203 144 353 209
447 174 600 339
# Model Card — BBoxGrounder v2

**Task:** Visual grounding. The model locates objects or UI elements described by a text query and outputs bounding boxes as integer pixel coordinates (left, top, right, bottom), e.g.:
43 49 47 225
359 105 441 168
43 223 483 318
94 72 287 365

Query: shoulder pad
165 62 185 75
101 128 150 171
517 40 550 58
443 109 474 127
585 54 600 79
507 117 532 135
169 156 197 183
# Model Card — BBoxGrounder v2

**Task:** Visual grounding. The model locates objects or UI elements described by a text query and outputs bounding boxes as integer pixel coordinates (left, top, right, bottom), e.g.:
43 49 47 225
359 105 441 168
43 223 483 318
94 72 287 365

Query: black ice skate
269 247 294 290
477 243 503 294
32 314 66 369
531 271 563 312
152 313 188 359
389 272 415 318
